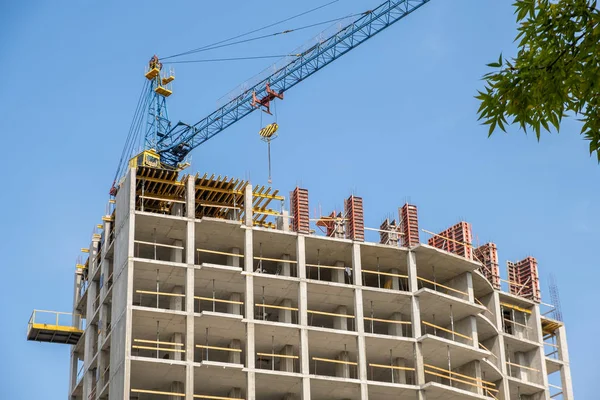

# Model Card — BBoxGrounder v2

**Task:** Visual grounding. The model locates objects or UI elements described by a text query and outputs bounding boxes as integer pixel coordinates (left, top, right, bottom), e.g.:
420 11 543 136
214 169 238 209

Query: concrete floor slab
417 288 485 326
480 358 503 383
193 361 246 395
255 370 302 400
422 381 489 400
503 332 541 353
545 357 563 374
413 245 480 282
307 328 358 358
476 314 499 342
367 382 418 400
130 357 186 391
310 376 361 400
420 334 488 369
471 270 495 299
194 312 245 343
507 376 546 396
132 307 187 338
364 334 415 362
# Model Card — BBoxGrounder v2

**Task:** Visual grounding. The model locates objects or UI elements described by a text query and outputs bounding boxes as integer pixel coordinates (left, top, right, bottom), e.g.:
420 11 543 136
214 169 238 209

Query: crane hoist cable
161 0 340 61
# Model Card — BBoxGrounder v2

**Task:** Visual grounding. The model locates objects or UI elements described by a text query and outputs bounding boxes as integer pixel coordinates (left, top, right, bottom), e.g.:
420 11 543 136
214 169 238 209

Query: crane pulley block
251 82 283 115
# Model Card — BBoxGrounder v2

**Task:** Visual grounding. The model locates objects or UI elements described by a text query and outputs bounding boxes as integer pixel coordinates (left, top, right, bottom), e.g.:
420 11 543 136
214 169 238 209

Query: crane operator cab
145 55 162 79
129 149 161 169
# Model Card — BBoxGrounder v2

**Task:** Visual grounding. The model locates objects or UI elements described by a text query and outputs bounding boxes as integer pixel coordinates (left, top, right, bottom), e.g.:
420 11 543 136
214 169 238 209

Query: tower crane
113 0 431 193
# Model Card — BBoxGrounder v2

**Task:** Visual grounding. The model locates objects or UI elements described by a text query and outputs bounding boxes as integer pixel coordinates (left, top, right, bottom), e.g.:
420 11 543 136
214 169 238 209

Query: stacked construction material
427 221 472 259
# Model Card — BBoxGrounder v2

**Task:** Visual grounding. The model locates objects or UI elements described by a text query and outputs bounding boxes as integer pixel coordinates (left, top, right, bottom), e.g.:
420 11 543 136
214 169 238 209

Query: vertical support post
185 175 195 400
297 236 311 400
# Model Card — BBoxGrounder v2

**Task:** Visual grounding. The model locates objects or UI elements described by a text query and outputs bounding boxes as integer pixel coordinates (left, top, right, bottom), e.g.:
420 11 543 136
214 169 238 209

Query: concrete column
244 185 256 400
167 333 183 361
515 352 528 381
69 351 79 391
171 239 183 263
279 254 291 276
352 244 368 400
556 326 574 399
228 293 242 315
407 251 425 400
185 175 195 400
393 358 407 384
336 351 351 378
465 272 474 303
387 312 406 337
531 305 550 395
228 247 241 268
229 339 242 364
386 268 401 290
297 236 311 400
277 210 290 232
280 345 295 372
170 286 184 311
454 315 478 347
333 306 348 330
490 292 511 399
278 299 293 323
171 202 184 217
169 381 185 400
332 261 345 283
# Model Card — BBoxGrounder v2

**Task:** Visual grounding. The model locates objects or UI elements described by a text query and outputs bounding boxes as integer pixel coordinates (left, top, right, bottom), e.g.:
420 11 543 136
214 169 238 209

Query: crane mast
131 0 431 171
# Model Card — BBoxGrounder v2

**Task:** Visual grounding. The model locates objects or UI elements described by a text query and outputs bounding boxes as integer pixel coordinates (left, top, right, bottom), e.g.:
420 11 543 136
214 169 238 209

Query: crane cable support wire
113 80 151 186
161 12 366 63
164 55 294 64
160 0 340 61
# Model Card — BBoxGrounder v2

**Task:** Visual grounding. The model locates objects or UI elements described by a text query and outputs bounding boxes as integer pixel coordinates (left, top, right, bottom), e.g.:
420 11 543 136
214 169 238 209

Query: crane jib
157 0 431 167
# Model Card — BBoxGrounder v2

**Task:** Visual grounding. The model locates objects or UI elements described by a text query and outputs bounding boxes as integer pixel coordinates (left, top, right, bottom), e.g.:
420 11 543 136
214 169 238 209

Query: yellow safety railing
132 338 185 355
131 389 244 400
417 276 468 298
424 363 498 394
29 309 81 331
422 321 472 342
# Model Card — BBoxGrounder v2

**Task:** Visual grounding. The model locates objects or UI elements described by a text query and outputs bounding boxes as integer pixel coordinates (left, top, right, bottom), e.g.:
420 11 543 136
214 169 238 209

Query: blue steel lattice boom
148 0 431 168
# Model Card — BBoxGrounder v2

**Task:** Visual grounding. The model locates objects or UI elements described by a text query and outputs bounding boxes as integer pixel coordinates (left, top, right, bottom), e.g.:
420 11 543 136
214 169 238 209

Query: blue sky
1 0 597 398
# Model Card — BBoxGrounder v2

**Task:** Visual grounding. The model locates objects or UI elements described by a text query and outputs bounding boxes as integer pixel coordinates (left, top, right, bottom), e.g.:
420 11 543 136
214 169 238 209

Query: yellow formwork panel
155 86 172 97
145 67 160 80
162 75 175 84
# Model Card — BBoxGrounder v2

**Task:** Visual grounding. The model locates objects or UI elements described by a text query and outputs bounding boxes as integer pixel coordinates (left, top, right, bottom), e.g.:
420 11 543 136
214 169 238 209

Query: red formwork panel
345 195 364 241
290 187 309 234
508 257 540 303
399 204 419 247
474 243 500 289
428 221 473 259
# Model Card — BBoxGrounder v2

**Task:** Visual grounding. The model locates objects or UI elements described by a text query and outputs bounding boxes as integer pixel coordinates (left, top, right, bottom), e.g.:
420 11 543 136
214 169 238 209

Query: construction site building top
131 166 284 227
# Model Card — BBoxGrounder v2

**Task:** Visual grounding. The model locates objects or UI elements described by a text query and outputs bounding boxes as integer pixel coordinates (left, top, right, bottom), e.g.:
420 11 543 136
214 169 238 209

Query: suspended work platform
27 309 83 345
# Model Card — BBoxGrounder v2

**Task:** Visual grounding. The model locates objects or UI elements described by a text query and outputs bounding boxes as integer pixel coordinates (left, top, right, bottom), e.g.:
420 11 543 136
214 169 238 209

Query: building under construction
27 167 574 400
24 1 575 399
